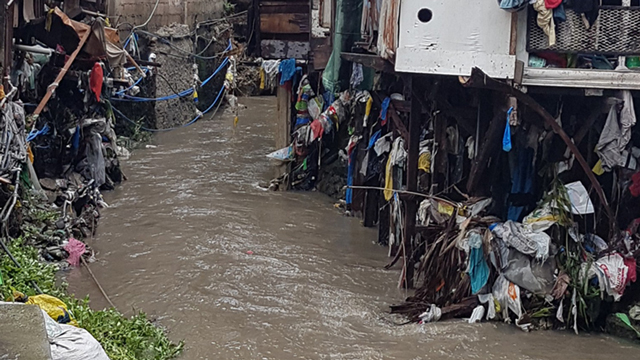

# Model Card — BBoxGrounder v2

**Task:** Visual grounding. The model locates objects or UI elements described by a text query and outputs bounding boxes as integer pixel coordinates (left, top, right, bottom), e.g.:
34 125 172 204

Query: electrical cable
112 85 227 132
132 0 161 32
136 29 233 60
113 54 230 102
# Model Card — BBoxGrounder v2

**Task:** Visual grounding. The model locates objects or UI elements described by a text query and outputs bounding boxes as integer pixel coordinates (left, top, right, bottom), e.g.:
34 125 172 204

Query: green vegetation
0 198 183 360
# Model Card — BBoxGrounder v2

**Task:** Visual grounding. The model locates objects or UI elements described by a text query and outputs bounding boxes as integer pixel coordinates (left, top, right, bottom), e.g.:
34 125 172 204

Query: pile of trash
266 59 355 193
390 175 640 335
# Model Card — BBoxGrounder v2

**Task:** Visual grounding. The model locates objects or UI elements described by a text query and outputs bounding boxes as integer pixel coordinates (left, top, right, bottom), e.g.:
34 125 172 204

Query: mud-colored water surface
68 97 639 360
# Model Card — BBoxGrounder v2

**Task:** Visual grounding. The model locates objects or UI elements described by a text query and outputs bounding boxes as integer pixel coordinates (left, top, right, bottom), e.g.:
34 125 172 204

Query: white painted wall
395 0 516 79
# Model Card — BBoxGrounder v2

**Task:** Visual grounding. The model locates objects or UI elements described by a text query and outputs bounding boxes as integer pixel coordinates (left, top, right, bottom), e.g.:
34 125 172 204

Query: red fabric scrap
630 172 640 197
64 238 86 267
545 0 562 9
310 119 324 140
624 258 637 285
89 63 103 102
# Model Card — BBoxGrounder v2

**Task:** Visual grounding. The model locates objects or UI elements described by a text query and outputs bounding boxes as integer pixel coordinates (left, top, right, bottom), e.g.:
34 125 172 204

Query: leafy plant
0 232 183 360
223 0 236 15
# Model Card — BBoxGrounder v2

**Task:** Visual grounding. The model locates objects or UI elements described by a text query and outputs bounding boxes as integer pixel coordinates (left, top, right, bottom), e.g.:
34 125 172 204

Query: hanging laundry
553 3 566 23
279 58 297 85
630 172 640 197
380 97 391 126
533 0 556 47
350 63 364 88
384 155 394 201
294 77 315 128
597 92 636 171
374 133 392 155
367 130 382 149
261 60 280 91
389 137 407 166
499 0 527 10
503 107 513 152
544 0 561 9
89 62 103 102
468 231 490 294
567 0 599 29
310 119 324 141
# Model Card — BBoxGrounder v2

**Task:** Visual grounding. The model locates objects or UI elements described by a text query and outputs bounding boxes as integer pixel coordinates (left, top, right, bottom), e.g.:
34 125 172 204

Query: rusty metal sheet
260 13 309 34
261 39 309 59
377 0 399 60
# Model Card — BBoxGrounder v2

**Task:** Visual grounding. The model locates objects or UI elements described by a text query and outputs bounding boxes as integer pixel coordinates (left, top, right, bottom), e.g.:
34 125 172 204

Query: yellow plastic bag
14 292 77 326
418 152 431 173
384 155 393 201
592 159 605 176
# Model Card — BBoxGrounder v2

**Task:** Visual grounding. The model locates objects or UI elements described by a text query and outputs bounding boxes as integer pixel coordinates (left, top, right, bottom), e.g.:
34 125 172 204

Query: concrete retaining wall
108 0 224 30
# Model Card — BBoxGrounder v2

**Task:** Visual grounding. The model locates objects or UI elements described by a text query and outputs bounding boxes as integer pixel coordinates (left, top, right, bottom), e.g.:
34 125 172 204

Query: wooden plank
260 13 309 34
341 52 394 73
401 78 422 289
509 12 518 56
275 75 291 180
33 28 91 117
2 1 13 90
260 0 309 5
259 4 309 14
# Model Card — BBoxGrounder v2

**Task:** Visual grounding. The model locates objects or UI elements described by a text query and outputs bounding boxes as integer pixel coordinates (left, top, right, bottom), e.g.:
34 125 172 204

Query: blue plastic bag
503 107 513 152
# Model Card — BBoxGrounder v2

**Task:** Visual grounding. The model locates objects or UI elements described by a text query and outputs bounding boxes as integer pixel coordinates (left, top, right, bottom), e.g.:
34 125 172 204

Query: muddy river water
68 97 639 359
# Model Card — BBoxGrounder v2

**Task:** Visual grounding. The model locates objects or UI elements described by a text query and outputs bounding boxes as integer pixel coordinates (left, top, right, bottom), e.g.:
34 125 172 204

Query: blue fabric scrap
279 59 297 85
380 97 391 125
367 130 382 150
468 232 489 294
503 107 513 152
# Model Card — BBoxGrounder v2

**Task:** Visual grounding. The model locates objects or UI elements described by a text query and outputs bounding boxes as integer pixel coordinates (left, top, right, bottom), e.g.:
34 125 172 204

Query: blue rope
113 56 230 102
115 67 149 96
26 123 50 142
112 83 227 132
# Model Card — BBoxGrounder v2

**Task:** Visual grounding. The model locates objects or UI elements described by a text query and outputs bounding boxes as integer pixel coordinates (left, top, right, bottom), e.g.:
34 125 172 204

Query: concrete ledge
0 302 52 360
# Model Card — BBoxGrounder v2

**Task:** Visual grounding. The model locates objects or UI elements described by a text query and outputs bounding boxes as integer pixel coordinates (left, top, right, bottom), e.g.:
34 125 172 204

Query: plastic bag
41 310 110 360
478 293 496 320
492 221 550 262
502 107 513 152
565 181 595 215
266 146 292 162
418 304 442 324
492 275 529 330
522 201 561 232
16 292 78 326
596 253 629 301
502 250 555 295
468 305 485 323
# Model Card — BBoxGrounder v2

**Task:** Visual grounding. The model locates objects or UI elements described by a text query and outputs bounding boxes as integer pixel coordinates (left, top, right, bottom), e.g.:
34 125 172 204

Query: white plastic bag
565 181 595 215
418 304 442 324
266 146 292 162
596 253 629 301
468 305 485 323
492 275 529 331
41 310 111 360
478 293 496 320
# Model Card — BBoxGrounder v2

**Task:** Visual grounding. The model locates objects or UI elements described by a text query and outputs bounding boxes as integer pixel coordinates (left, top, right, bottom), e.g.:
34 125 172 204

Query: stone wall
107 0 223 30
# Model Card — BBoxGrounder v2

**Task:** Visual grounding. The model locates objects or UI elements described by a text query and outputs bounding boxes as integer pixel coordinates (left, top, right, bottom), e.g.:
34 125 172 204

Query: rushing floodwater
67 97 639 359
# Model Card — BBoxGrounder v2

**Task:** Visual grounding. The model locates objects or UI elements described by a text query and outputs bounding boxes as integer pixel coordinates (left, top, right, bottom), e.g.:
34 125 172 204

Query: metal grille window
527 6 640 55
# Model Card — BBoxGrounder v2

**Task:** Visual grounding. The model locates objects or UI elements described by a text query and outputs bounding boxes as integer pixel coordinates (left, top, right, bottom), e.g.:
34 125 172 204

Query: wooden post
2 0 13 90
402 77 422 289
432 108 448 194
275 75 291 181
